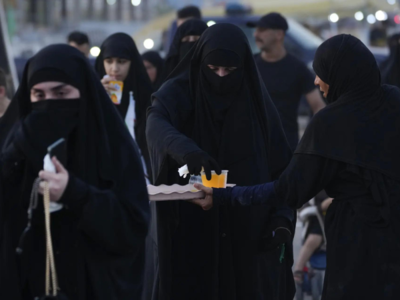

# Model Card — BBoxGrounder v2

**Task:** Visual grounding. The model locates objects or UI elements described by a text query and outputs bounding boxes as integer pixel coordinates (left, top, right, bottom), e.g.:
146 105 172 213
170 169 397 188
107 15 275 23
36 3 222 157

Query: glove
260 217 292 252
184 151 221 180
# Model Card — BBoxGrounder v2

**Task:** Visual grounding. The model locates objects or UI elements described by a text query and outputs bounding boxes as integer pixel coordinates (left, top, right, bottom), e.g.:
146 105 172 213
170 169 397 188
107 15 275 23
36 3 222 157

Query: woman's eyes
118 59 128 64
34 92 45 99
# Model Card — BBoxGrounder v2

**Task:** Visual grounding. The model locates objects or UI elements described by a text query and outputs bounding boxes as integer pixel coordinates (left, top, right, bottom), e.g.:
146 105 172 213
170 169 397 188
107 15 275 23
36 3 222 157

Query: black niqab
162 19 208 80
142 50 165 90
299 34 400 182
0 44 149 299
380 33 400 87
153 23 292 183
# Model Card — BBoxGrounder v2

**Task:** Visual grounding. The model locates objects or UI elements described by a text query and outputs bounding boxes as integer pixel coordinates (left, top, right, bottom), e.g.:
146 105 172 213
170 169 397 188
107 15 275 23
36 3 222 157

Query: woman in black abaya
162 19 207 79
380 33 400 88
0 44 150 300
95 33 153 180
195 34 400 300
142 51 165 91
146 24 295 300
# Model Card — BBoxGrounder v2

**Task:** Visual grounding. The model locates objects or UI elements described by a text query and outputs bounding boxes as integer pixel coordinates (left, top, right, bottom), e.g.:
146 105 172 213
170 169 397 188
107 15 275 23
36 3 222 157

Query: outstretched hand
188 184 214 211
38 157 69 202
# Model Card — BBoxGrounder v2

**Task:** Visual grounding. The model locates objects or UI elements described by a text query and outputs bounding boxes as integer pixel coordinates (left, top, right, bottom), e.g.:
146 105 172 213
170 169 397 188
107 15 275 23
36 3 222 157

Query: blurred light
329 13 339 23
143 39 154 50
394 15 400 24
388 0 396 5
207 20 216 27
107 0 116 5
131 0 141 6
354 11 364 21
375 10 388 21
90 46 101 57
367 14 376 24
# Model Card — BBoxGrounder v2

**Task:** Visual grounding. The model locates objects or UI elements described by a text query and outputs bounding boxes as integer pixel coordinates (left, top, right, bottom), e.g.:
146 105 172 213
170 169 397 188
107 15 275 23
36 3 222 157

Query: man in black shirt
248 13 325 151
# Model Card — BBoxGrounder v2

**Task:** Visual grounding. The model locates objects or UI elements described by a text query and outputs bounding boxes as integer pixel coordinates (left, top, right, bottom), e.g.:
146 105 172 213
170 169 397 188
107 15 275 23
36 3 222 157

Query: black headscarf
162 19 208 80
142 50 165 90
380 33 400 88
152 23 292 184
0 44 149 298
95 33 153 177
297 34 400 181
1 43 149 189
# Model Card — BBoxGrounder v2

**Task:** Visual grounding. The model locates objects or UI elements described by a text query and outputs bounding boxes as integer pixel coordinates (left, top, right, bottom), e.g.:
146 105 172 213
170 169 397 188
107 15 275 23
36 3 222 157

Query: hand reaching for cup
184 151 221 180
188 183 214 211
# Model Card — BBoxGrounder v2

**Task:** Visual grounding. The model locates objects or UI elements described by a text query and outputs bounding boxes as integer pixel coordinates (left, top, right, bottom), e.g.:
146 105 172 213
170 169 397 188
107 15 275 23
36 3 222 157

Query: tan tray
147 184 235 201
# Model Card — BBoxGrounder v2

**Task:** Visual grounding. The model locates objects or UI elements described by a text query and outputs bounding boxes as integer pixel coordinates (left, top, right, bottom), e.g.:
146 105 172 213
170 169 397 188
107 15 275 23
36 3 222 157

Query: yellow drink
201 171 228 188
109 81 124 105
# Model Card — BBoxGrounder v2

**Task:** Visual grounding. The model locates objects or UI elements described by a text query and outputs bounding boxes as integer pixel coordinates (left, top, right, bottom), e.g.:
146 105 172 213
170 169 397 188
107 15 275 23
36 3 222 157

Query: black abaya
146 24 295 300
0 45 150 300
95 33 153 179
142 51 165 91
213 34 400 300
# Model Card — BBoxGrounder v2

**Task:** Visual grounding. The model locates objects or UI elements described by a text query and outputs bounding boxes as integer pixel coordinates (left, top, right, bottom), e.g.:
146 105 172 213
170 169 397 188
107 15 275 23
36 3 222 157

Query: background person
67 31 90 58
248 12 326 151
176 5 201 27
142 50 165 91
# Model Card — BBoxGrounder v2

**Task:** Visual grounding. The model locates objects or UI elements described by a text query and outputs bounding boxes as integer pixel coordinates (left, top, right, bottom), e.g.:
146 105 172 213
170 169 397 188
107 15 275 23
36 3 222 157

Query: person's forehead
31 81 71 90
104 57 131 60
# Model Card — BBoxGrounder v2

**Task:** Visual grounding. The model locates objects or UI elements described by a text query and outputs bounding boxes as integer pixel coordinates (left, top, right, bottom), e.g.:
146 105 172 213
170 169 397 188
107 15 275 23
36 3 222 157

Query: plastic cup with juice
201 170 228 188
109 80 124 105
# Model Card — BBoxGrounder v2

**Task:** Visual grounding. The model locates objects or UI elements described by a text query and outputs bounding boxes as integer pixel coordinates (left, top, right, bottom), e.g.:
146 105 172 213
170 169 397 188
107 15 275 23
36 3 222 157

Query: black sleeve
274 154 339 208
214 154 340 209
146 99 202 166
58 169 149 256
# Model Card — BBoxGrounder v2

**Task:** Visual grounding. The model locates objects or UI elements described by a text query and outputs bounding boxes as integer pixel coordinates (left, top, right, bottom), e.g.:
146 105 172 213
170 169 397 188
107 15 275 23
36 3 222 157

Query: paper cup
201 170 228 188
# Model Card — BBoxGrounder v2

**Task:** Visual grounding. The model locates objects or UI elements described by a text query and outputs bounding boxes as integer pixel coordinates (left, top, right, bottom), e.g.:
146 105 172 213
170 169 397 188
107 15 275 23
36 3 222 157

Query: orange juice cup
201 170 228 188
110 81 124 105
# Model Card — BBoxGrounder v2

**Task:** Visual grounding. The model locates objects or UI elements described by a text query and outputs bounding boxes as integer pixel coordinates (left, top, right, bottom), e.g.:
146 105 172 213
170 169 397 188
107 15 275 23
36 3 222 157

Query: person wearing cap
248 12 325 151
176 5 202 27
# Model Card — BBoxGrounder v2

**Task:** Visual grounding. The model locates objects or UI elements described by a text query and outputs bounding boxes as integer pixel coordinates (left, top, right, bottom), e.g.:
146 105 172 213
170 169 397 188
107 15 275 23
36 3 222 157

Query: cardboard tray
147 184 235 201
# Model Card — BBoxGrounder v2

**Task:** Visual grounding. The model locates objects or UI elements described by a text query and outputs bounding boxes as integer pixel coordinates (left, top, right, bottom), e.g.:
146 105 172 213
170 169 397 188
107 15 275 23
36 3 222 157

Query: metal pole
0 0 19 90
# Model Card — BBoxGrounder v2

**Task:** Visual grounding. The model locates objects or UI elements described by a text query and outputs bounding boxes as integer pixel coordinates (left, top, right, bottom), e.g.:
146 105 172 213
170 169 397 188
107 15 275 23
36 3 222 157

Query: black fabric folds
299 34 400 182
162 19 208 80
0 44 150 300
147 23 294 300
95 33 153 178
380 33 400 88
142 51 165 90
